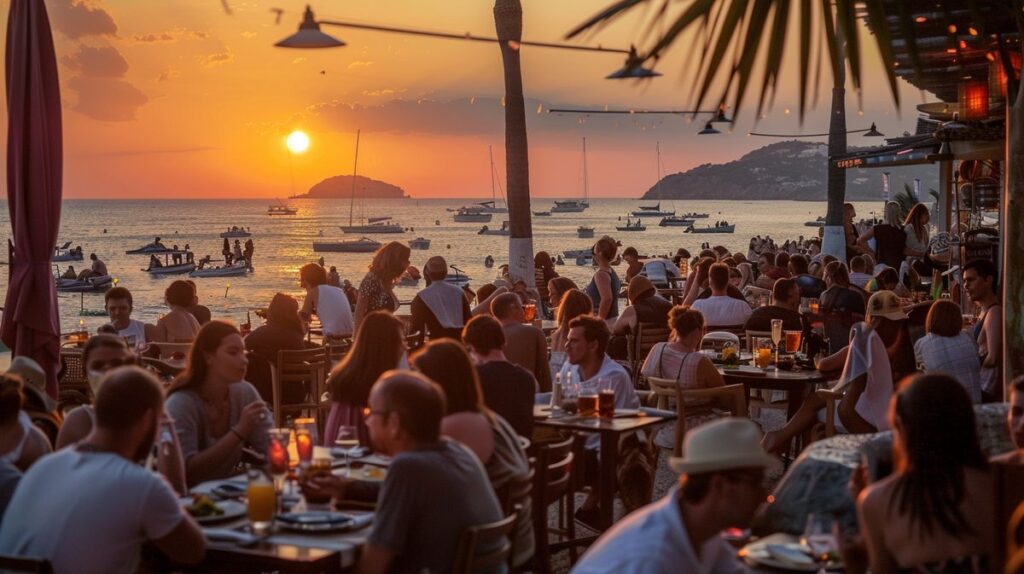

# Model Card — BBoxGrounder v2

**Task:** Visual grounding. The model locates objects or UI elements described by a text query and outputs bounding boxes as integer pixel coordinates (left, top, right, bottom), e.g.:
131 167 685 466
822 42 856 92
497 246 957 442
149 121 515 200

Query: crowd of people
0 207 1017 573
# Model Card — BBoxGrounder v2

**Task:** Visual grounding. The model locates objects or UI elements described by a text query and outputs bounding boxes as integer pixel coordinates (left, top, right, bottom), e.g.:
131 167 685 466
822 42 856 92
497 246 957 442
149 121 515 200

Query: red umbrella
1 0 63 398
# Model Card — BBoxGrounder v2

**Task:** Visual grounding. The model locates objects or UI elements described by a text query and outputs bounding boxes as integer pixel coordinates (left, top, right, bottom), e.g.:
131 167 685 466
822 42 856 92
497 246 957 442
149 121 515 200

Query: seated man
612 276 673 337
788 254 826 298
462 315 537 438
77 253 108 280
0 367 205 573
302 371 506 574
573 418 777 574
994 376 1024 463
692 263 752 328
151 280 201 343
184 280 212 326
411 256 472 341
492 292 552 392
104 286 149 350
744 278 810 342
622 247 644 283
849 255 873 288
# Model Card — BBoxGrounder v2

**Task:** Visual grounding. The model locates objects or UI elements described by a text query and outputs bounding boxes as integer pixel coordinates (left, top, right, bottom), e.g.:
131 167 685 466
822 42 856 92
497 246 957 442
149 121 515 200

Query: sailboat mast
489 145 496 204
349 129 361 228
655 141 661 197
582 137 589 203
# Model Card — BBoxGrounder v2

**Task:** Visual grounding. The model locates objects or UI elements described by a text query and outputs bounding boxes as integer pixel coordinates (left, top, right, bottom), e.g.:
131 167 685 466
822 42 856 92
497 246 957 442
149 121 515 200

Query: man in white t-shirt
0 367 205 574
691 263 752 328
104 286 150 350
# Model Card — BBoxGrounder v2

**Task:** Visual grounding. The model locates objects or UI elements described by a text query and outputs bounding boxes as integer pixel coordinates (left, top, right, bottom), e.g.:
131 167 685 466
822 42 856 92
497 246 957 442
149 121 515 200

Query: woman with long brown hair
549 289 593 376
903 203 931 275
165 321 269 485
354 241 410 329
322 311 407 446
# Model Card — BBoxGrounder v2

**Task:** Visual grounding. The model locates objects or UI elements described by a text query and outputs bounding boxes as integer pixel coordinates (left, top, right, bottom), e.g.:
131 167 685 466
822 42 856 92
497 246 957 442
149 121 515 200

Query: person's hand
299 473 353 502
848 460 868 500
235 401 268 437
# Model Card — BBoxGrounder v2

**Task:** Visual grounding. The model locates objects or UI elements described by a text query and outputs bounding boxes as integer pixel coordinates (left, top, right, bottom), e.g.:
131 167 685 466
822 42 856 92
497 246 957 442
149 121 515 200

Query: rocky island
290 174 408 199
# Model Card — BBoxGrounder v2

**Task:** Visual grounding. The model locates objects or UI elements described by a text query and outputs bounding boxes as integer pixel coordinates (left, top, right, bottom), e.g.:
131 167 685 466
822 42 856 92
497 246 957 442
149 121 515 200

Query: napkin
203 528 259 545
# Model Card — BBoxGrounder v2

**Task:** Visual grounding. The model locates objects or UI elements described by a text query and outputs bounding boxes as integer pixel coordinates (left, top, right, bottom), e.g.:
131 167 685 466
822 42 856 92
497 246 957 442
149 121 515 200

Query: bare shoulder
859 474 900 517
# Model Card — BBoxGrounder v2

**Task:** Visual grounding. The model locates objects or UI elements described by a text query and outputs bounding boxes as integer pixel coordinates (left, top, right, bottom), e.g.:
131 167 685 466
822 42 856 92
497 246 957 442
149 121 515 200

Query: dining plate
181 497 247 525
612 409 643 418
334 465 388 482
211 483 247 499
739 539 843 572
276 511 354 533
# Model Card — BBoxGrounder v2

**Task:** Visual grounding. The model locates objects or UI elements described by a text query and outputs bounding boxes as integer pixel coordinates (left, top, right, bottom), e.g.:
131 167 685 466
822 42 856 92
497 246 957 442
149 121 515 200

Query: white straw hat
7 356 57 412
669 418 780 475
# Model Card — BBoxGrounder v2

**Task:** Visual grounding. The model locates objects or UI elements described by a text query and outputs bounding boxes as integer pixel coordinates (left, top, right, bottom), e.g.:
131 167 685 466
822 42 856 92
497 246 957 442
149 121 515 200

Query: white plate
333 465 388 482
739 539 842 572
276 511 353 533
181 498 247 524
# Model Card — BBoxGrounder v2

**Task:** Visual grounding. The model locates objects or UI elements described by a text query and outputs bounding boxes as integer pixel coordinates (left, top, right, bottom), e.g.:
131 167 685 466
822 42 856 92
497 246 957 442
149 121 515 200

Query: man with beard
0 367 205 573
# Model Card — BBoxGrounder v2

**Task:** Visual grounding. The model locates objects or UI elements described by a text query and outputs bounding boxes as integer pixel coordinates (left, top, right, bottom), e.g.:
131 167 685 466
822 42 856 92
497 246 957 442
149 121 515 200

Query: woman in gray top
166 321 269 486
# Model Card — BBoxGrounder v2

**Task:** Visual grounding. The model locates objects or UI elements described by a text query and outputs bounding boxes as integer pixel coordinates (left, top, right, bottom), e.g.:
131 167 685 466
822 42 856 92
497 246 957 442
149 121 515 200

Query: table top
533 405 670 433
717 365 834 383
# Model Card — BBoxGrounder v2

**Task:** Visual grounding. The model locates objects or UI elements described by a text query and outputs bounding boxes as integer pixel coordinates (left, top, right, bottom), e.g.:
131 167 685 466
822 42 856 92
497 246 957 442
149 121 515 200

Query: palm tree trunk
494 0 534 282
821 52 848 261
1003 63 1024 392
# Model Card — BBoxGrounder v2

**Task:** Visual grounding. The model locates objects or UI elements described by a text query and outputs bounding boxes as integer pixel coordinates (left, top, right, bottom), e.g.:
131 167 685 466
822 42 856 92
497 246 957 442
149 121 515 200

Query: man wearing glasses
572 418 779 574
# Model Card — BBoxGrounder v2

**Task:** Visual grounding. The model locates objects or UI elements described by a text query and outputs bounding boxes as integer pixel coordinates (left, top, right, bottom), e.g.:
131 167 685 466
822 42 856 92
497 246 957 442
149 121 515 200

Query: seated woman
549 289 593 378
150 280 200 343
322 311 406 446
913 300 982 404
165 321 270 486
641 306 724 392
411 339 534 570
245 293 308 403
820 261 867 316
867 267 911 298
0 374 51 472
546 276 577 317
763 291 914 454
855 373 992 574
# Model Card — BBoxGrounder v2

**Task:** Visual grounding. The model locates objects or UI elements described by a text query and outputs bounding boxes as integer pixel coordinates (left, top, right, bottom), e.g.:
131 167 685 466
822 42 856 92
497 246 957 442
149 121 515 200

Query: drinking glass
597 378 616 418
771 319 784 365
755 338 773 369
578 379 599 417
809 299 820 314
302 447 334 508
267 428 291 493
801 513 839 570
294 418 317 468
335 425 358 471
246 469 276 535
561 375 579 414
523 303 537 323
784 330 802 354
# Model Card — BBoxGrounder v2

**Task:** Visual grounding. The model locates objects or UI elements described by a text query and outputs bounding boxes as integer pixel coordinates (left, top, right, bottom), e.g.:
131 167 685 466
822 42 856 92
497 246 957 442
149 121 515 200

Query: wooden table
718 366 835 419
532 405 670 531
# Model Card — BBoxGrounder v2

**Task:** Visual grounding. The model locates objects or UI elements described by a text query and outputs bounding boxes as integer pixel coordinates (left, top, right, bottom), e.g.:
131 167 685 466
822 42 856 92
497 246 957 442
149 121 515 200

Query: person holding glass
165 321 270 486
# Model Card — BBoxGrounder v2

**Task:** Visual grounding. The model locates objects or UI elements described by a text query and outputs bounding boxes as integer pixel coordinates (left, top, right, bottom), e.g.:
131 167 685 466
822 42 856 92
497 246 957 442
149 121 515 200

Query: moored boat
125 244 182 255
409 237 431 250
631 202 675 217
142 262 197 276
453 205 493 223
686 223 735 234
615 217 646 232
577 226 595 238
189 262 250 278
52 242 84 262
659 216 695 227
268 199 297 215
532 210 551 217
340 217 404 234
478 222 510 236
55 274 112 293
219 226 252 238
313 237 382 253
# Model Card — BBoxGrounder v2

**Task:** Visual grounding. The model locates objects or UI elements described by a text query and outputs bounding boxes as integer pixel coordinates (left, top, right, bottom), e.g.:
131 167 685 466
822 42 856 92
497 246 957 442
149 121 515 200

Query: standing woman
903 203 931 275
165 321 270 486
857 201 906 271
354 242 410 330
586 236 621 325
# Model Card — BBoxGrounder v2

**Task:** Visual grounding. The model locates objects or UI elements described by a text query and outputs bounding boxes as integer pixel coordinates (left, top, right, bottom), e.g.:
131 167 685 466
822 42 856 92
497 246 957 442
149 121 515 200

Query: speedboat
189 262 250 278
686 223 735 234
658 216 695 227
453 206 492 223
126 244 182 255
804 216 826 227
631 202 675 217
532 210 551 217
577 226 595 238
268 200 297 215
679 212 709 219
340 217 404 234
143 263 197 276
313 237 382 253
52 242 83 262
56 274 112 293
409 237 431 250
219 227 252 238
478 222 510 236
551 200 587 213
615 217 646 232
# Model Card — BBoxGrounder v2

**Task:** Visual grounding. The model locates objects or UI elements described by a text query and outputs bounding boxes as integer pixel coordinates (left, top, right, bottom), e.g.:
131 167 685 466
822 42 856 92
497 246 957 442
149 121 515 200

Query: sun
286 130 310 154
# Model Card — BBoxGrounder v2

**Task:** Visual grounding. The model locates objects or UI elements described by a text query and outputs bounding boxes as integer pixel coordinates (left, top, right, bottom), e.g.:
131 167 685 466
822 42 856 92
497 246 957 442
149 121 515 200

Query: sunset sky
0 0 930 199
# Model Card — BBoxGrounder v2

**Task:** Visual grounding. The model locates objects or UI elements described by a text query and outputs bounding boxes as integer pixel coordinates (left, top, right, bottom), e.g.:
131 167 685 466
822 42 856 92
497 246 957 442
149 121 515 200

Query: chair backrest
822 311 858 354
323 339 352 363
0 555 53 574
149 342 192 360
451 511 517 574
271 347 329 427
628 322 671 382
744 330 773 352
648 378 748 457
646 376 678 411
701 330 740 351
529 435 575 506
994 461 1024 574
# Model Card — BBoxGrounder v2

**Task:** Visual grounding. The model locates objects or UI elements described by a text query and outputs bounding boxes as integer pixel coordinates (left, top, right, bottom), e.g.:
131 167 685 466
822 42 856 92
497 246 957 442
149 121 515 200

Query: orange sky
0 0 930 199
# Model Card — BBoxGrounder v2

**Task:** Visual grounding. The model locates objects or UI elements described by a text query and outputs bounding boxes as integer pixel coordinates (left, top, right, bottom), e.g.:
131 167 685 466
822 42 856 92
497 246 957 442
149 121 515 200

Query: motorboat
563 249 592 259
143 262 197 276
340 216 404 234
126 243 182 255
658 216 695 227
575 255 594 266
532 210 551 217
409 237 431 250
686 223 736 234
577 226 595 238
52 242 83 262
453 205 493 223
804 216 826 227
313 237 382 253
631 202 675 217
219 226 252 238
679 212 709 219
189 262 250 278
550 200 587 213
268 199 297 215
55 274 112 293
615 217 646 232
478 222 510 236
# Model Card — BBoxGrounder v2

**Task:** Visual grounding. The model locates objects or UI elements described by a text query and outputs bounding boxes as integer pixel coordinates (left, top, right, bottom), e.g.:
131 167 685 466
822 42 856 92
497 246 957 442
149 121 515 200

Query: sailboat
551 138 591 213
338 133 405 234
315 130 389 253
635 143 676 217
267 198 297 215
616 216 646 232
479 146 508 214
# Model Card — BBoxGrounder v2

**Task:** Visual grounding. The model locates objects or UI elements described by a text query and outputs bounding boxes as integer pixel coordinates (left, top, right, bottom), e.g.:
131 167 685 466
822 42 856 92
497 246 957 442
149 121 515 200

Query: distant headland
290 174 408 199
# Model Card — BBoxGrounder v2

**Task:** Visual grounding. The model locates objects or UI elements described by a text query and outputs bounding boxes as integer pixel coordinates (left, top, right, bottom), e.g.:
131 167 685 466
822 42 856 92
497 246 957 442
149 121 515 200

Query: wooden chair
528 436 576 573
646 377 747 457
57 348 90 412
993 461 1024 574
495 465 535 572
626 322 671 386
815 387 845 438
0 555 52 574
323 339 352 365
451 509 517 574
270 347 329 428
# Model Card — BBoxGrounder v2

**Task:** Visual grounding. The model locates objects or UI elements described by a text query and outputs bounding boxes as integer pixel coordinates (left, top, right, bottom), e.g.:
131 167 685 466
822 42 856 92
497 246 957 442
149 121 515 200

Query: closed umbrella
1 0 63 398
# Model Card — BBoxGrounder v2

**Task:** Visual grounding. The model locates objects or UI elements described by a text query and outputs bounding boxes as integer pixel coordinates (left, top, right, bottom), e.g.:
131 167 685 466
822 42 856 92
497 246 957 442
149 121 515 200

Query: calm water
0 198 884 332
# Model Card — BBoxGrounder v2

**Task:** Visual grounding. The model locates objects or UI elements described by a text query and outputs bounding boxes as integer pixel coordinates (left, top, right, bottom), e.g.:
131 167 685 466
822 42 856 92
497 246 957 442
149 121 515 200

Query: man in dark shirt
462 315 537 438
184 280 212 325
788 254 826 298
411 256 472 341
744 278 810 342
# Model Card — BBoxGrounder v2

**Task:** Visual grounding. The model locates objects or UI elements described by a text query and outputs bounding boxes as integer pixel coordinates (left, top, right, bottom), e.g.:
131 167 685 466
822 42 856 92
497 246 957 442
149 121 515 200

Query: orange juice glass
247 472 276 534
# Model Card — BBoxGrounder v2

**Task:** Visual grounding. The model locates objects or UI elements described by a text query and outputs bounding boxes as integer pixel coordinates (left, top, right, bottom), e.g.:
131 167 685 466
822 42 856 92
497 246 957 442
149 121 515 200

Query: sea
0 198 886 333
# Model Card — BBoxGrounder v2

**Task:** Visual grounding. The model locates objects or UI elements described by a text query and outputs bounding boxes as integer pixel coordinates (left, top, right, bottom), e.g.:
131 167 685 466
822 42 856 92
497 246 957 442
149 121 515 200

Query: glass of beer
578 380 599 417
523 303 537 323
301 447 334 508
247 470 276 534
754 338 773 368
784 330 802 354
294 418 317 468
809 298 820 314
597 378 616 418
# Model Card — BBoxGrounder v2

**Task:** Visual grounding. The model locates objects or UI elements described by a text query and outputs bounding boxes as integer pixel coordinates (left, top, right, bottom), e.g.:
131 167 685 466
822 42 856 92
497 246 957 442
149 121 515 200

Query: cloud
292 57 306 65
156 68 182 82
347 61 373 70
200 49 234 68
62 45 128 78
361 88 407 97
48 0 117 39
130 29 209 44
241 31 257 39
67 75 148 121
